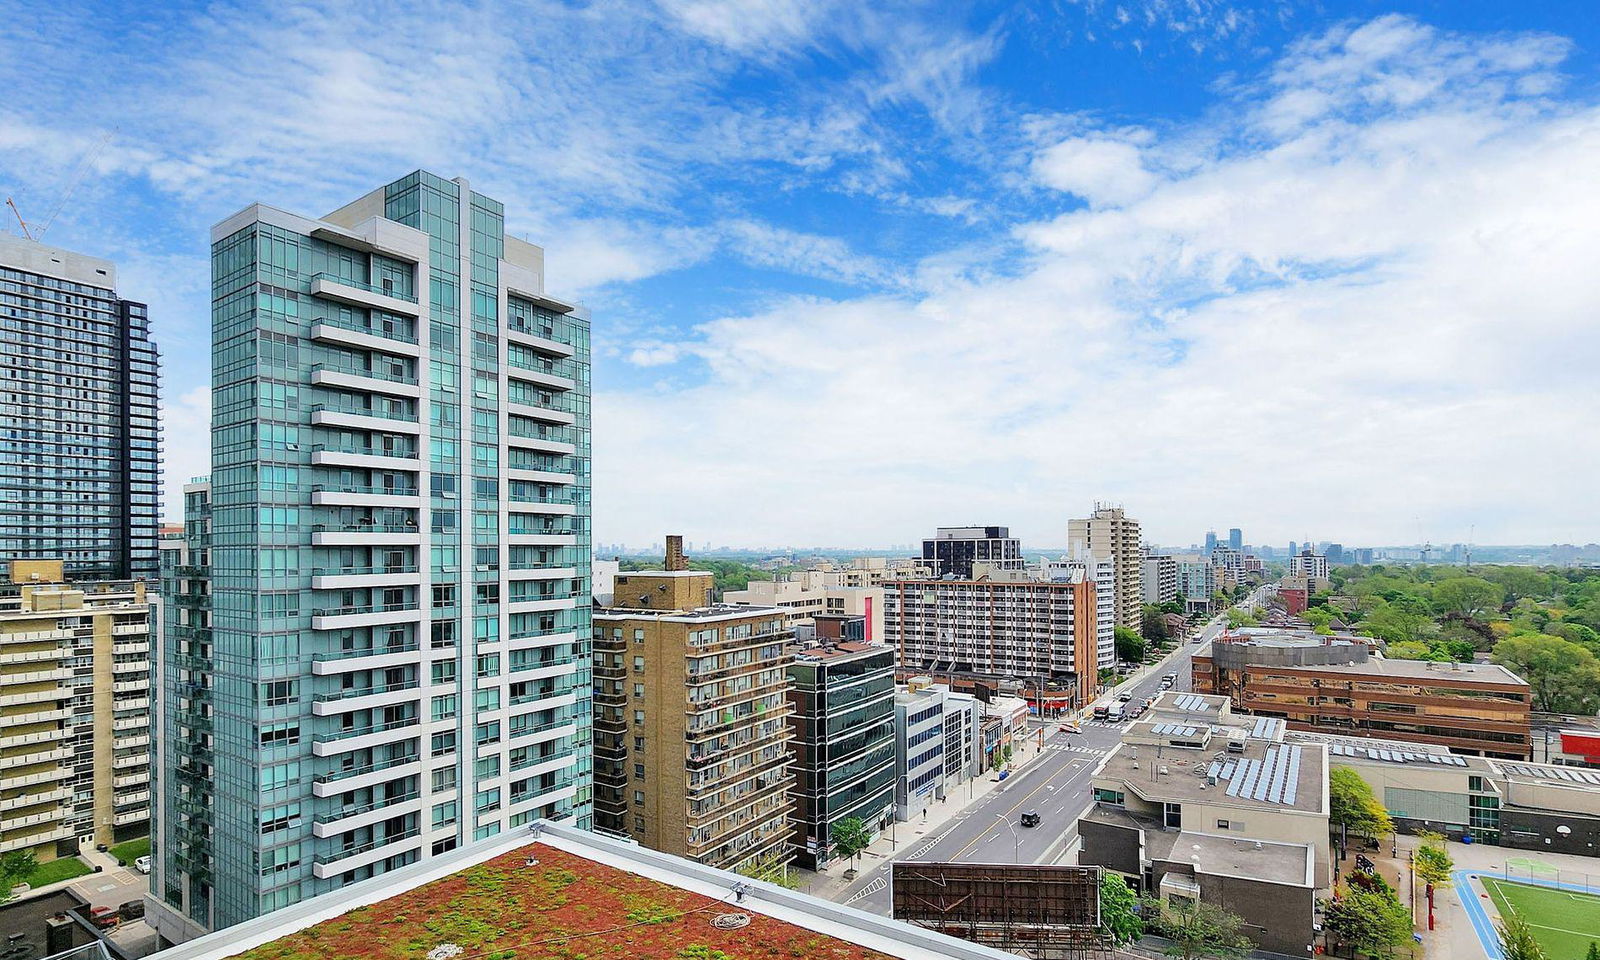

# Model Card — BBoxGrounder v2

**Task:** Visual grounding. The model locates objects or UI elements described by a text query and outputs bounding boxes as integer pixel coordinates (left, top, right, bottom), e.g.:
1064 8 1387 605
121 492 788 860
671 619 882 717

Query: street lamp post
996 813 1020 863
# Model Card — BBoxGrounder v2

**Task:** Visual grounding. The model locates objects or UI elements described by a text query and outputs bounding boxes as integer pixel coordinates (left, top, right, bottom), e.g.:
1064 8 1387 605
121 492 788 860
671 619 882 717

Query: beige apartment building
723 574 884 642
1068 504 1143 630
0 560 151 859
593 539 796 876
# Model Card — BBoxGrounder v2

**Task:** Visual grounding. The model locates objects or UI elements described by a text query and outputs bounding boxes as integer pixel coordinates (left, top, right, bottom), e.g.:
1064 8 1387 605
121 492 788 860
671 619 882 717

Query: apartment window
432 585 457 608
475 688 501 712
633 656 645 673
261 680 298 706
634 763 646 780
432 801 458 828
634 816 646 833
632 683 644 699
477 653 501 678
259 721 299 747
475 721 501 745
432 767 457 791
476 755 501 780
431 731 457 757
633 710 645 726
431 694 458 721
633 629 645 644
633 736 645 752
431 660 457 684
475 789 501 813
633 790 645 807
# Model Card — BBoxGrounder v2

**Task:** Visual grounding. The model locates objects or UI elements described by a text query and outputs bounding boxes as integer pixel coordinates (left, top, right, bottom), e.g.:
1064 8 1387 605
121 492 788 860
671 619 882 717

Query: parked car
135 855 151 874
89 907 118 929
1020 811 1042 828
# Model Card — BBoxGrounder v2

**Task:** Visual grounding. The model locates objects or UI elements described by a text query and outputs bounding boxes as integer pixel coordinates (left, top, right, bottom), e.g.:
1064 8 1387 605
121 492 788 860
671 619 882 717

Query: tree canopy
1329 767 1392 838
1322 884 1412 959
1493 633 1600 713
1099 874 1143 945
1116 625 1148 663
1141 897 1253 960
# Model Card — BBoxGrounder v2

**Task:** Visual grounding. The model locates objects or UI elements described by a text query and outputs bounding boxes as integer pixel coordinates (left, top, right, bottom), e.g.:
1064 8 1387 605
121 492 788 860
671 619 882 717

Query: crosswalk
844 876 887 904
1046 743 1109 756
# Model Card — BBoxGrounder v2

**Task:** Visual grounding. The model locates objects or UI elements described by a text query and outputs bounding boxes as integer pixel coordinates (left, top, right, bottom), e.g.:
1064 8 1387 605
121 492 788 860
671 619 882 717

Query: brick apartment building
1194 630 1531 759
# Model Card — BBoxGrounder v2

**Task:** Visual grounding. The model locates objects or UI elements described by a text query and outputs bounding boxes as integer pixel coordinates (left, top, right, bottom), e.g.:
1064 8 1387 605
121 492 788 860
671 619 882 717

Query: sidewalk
799 727 1056 901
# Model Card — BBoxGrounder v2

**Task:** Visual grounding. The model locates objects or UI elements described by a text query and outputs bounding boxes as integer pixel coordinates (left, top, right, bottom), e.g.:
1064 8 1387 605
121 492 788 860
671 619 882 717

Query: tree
1361 600 1435 645
1098 873 1143 945
1489 567 1553 605
1322 885 1412 958
1584 940 1598 960
0 852 38 904
1329 767 1392 841
1141 897 1253 960
1116 625 1148 663
830 817 872 878
1226 608 1257 629
1385 640 1432 661
1433 577 1504 619
1498 913 1549 960
1493 633 1600 713
1413 831 1453 930
1142 606 1172 644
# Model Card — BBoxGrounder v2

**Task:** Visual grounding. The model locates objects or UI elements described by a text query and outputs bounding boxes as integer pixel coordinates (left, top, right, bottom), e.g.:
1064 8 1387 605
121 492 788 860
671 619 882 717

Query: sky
2 0 1598 550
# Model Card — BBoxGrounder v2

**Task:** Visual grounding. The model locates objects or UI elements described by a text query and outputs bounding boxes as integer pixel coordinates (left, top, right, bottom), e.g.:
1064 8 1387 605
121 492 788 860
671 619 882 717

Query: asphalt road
835 604 1248 915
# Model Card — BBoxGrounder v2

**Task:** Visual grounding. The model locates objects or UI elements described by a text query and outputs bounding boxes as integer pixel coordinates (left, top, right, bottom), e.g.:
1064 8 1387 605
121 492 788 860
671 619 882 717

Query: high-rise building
0 559 151 861
149 172 592 939
786 642 895 869
592 540 796 876
1289 549 1329 580
1067 505 1143 631
1141 553 1178 605
882 562 1106 709
919 526 1022 579
1228 528 1243 551
1204 531 1218 555
0 235 160 581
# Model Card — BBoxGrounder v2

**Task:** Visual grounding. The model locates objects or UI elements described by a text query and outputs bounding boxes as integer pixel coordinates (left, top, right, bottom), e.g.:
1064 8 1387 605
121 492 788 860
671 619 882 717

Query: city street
832 607 1241 914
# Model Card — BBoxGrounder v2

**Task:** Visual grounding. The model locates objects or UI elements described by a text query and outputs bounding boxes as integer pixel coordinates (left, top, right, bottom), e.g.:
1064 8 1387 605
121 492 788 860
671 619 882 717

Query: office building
920 526 1022 580
593 542 795 876
0 235 160 582
149 171 592 940
1078 692 1329 957
1141 553 1178 605
882 563 1106 710
1204 531 1218 555
894 679 946 821
1193 629 1531 758
147 821 1016 960
1288 549 1329 580
0 560 151 860
1067 504 1142 630
786 642 896 869
1174 557 1215 613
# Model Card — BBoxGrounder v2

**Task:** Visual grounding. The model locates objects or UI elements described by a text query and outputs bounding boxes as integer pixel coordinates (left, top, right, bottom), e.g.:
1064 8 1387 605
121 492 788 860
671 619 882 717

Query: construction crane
5 130 114 242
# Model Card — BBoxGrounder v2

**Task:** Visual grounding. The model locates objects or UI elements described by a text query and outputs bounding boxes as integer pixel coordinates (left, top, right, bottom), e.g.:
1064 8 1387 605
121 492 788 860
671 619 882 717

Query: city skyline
4 2 1600 548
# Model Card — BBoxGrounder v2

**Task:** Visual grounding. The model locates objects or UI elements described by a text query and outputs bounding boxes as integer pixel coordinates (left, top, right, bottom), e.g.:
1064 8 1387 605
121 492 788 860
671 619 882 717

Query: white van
1106 703 1126 722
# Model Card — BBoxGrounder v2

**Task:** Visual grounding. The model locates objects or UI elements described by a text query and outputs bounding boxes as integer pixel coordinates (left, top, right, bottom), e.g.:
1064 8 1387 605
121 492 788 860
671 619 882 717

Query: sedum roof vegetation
229 846 896 960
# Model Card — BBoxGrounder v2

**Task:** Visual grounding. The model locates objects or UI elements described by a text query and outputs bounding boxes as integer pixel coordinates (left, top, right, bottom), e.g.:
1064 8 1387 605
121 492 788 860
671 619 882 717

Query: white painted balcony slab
310 275 422 317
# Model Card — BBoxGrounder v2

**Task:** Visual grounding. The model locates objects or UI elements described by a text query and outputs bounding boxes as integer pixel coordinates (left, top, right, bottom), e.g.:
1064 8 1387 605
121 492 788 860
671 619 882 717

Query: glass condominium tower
151 171 592 938
0 234 161 581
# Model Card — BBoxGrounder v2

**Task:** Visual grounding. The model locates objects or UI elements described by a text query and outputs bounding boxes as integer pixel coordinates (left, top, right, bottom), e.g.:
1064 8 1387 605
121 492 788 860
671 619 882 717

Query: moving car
135 855 151 874
1020 811 1042 828
1117 691 1133 702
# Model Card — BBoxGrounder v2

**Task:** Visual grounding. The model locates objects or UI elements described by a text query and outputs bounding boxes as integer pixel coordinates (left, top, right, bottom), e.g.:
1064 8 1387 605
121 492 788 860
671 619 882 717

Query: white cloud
595 16 1600 548
1031 135 1158 207
159 386 212 520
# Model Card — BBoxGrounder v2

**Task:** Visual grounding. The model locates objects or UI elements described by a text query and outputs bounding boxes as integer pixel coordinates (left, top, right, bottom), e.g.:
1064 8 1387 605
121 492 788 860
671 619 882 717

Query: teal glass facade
158 171 591 933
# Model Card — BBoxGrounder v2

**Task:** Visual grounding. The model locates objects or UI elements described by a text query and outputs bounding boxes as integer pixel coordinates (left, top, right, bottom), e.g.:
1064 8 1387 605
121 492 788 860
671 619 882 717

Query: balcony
311 755 423 797
504 466 576 486
505 566 577 582
309 273 421 317
310 363 422 400
505 324 576 358
0 768 70 792
1 729 65 749
311 562 422 590
310 405 422 436
310 443 422 473
505 427 577 455
112 716 149 732
0 747 71 770
505 363 576 392
506 532 577 548
0 809 66 833
312 829 423 879
0 667 72 686
311 641 422 675
311 522 423 548
111 660 150 675
311 717 420 756
507 629 577 651
0 788 68 811
312 791 423 838
114 771 151 789
114 809 150 827
311 601 425 631
0 824 72 853
0 647 66 666
506 398 577 426
311 320 422 358
0 707 70 727
311 679 422 716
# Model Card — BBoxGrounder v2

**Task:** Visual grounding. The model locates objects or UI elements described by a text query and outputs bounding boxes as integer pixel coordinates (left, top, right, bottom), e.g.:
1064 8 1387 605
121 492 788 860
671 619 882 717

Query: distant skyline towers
1228 527 1243 551
1204 530 1217 554
0 234 160 581
149 171 592 939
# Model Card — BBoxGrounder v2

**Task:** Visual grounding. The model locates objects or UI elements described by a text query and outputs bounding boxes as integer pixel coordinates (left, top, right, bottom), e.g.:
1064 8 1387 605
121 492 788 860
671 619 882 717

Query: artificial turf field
1482 876 1600 959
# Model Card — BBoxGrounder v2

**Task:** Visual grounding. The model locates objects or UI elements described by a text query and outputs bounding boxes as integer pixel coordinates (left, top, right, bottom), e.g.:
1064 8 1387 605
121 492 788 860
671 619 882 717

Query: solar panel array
1151 723 1203 738
1170 694 1211 712
1500 763 1600 786
1205 744 1304 806
1326 743 1468 767
1250 717 1286 740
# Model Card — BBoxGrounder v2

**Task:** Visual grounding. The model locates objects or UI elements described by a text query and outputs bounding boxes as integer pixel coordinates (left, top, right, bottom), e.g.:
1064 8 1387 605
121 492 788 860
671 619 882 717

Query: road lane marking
844 876 887 905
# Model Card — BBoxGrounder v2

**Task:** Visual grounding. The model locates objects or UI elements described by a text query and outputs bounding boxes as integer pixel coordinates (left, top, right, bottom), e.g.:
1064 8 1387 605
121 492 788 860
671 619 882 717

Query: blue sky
3 0 1598 549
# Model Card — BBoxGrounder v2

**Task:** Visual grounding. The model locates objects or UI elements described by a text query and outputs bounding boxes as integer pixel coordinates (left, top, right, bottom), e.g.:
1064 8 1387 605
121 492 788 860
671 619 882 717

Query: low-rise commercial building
1078 692 1328 957
1194 630 1531 759
894 681 946 821
593 550 796 876
0 560 151 859
786 642 896 869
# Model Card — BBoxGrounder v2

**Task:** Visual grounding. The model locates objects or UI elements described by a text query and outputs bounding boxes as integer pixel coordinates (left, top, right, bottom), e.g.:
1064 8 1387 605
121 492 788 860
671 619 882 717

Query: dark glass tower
0 235 161 580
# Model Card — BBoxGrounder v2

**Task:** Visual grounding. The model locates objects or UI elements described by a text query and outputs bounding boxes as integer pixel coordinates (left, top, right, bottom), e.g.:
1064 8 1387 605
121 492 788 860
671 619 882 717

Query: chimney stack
665 535 687 571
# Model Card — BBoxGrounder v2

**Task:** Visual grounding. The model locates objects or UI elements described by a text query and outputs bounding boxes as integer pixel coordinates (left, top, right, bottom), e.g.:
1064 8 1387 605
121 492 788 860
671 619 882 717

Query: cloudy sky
3 0 1597 550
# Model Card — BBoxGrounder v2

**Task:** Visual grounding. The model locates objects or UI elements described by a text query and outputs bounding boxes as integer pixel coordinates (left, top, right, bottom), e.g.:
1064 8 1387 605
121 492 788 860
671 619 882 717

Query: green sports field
1483 876 1600 959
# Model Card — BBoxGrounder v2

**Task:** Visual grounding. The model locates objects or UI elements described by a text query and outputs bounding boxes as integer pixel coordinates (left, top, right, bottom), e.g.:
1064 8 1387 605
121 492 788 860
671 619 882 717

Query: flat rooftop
1280 656 1527 686
154 823 1015 960
594 603 785 623
789 641 887 662
1081 808 1314 886
1100 737 1326 814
